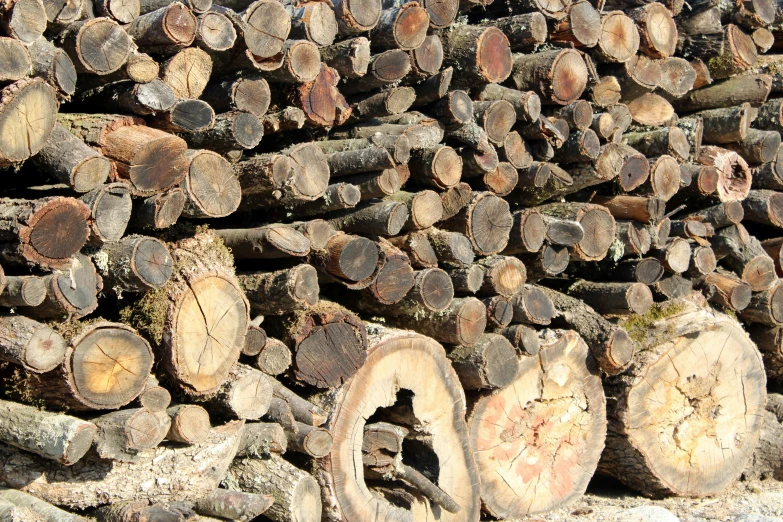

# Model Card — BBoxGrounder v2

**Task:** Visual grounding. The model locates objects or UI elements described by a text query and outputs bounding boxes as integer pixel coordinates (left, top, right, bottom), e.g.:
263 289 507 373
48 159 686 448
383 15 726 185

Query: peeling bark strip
603 299 766 498
469 330 606 518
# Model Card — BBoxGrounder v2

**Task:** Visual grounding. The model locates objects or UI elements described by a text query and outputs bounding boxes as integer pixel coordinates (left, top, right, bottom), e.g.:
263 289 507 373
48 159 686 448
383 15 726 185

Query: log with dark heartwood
0 0 778 518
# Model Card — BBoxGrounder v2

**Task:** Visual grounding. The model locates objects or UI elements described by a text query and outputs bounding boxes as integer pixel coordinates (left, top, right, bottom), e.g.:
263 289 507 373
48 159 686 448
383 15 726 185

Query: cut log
23 253 100 320
120 233 249 396
127 3 197 52
440 192 512 256
312 326 480 522
214 226 309 259
238 264 319 315
0 276 46 308
341 49 410 95
59 18 131 75
28 37 77 97
442 25 512 87
97 235 173 293
538 286 636 374
595 11 640 63
448 333 518 390
205 363 272 420
672 74 772 112
569 280 653 315
267 301 367 388
360 240 415 304
603 299 766 497
131 189 186 230
468 329 606 517
184 110 263 153
229 454 320 522
288 1 338 47
0 489 85 521
255 338 292 376
319 37 370 79
538 202 616 261
0 399 95 465
310 232 380 283
201 75 270 117
180 150 241 219
166 404 211 444
739 282 783 326
512 49 587 105
0 421 243 509
0 79 58 168
93 408 170 461
237 421 287 455
446 264 485 294
148 99 216 133
742 189 783 227
8 321 153 411
592 195 665 223
704 270 752 311
295 64 352 127
91 501 192 522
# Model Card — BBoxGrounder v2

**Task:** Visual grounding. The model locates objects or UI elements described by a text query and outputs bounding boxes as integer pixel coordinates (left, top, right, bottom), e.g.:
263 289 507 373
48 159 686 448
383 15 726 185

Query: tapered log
97 235 173 293
538 286 636 374
684 201 744 230
603 300 765 497
468 329 605 517
312 326 480 521
0 489 85 521
0 421 243 509
672 74 772 112
319 37 370 79
93 408 170 461
131 189 186 230
166 404 211 444
442 25 512 87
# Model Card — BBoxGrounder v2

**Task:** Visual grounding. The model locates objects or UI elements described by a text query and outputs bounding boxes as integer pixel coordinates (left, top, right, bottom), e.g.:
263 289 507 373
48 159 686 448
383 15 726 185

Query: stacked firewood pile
0 0 780 517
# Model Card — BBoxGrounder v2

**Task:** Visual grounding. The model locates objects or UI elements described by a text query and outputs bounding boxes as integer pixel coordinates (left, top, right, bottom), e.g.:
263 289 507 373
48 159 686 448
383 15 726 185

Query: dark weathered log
614 257 665 284
569 280 653 315
215 225 309 260
508 284 556 325
538 286 636 374
448 333 518 390
496 323 539 355
519 243 570 280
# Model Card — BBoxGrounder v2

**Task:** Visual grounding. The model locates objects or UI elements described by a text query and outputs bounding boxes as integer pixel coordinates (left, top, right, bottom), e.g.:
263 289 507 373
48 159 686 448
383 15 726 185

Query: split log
468 329 606 517
0 421 243 509
120 233 249 396
312 326 480 522
229 454 321 522
0 399 95 465
538 286 636 374
603 299 766 497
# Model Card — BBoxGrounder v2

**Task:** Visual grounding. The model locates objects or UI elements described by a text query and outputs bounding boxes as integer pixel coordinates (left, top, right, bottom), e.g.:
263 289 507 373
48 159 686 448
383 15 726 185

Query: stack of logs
0 0 780 517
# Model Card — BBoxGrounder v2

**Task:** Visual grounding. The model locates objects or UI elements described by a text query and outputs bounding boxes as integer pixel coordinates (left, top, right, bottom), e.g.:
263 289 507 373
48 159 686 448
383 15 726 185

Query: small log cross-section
313 326 480 522
603 298 767 497
468 329 606 518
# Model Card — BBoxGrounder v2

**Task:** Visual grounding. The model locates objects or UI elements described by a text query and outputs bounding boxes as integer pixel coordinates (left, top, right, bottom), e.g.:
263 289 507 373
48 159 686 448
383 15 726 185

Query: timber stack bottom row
0 0 781 517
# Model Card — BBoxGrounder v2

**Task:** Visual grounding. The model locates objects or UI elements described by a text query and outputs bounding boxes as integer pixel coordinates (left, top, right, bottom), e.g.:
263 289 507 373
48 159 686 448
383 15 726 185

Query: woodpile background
0 0 780 517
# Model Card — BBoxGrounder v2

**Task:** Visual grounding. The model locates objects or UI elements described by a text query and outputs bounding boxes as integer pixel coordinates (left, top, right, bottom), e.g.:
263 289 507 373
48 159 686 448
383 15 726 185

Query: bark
0 315 65 372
